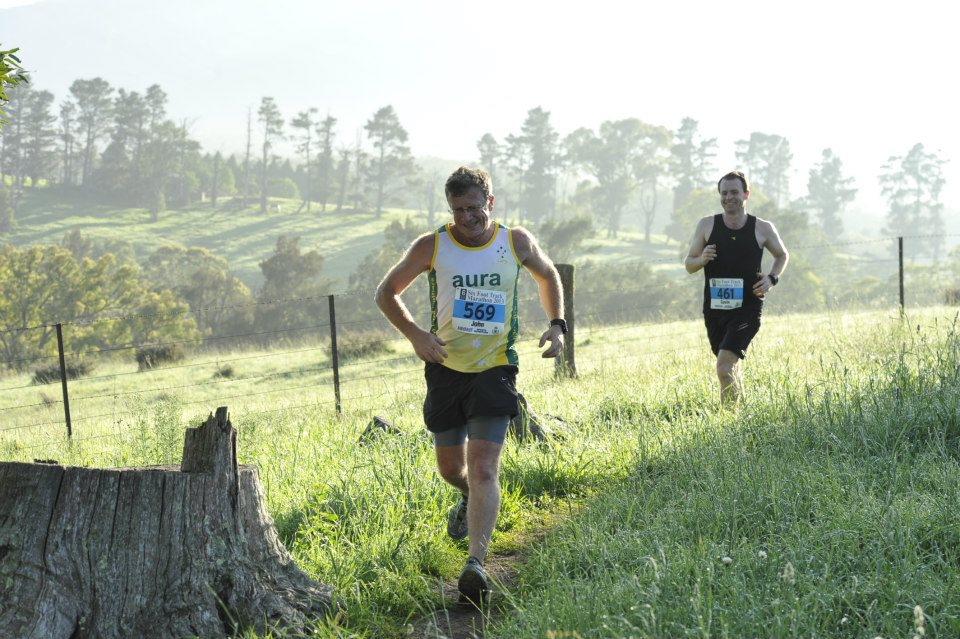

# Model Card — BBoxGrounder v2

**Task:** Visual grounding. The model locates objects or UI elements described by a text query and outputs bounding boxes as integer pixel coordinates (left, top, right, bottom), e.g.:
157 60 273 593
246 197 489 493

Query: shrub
946 287 960 306
336 329 395 362
212 365 234 379
135 344 186 371
32 361 93 385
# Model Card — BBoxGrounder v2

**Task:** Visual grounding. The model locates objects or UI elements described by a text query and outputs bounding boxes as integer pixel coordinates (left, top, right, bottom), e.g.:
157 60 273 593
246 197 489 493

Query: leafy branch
0 44 30 126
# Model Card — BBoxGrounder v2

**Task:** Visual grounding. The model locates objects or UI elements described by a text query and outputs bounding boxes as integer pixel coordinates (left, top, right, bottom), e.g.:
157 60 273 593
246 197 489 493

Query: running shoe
446 494 468 541
458 556 490 605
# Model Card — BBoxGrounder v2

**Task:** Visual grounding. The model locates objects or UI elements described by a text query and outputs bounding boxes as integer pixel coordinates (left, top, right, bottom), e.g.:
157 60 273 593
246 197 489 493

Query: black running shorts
704 312 761 359
423 363 519 433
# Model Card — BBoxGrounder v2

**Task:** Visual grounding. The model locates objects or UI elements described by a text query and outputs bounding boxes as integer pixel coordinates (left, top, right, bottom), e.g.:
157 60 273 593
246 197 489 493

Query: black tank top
702 214 764 316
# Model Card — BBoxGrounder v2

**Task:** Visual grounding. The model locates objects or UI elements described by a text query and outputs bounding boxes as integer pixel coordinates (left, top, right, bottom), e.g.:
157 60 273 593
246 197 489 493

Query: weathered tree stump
0 407 339 638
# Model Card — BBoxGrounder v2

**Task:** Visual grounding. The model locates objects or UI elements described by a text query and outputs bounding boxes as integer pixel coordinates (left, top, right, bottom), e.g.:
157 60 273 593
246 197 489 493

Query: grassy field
6 188 686 291
2 304 958 637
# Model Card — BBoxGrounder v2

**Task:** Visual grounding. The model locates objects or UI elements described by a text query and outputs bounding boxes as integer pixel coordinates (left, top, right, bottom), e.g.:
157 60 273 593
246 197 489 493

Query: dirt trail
411 549 523 639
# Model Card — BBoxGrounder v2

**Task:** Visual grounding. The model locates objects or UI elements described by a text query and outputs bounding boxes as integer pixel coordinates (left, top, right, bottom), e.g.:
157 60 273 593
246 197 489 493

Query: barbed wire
0 265 951 444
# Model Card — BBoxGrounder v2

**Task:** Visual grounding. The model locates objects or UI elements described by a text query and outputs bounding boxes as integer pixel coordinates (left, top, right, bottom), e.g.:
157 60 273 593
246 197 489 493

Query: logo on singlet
452 273 502 288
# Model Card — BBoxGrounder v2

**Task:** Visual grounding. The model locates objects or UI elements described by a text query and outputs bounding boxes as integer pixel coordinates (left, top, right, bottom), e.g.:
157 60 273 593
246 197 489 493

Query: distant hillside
4 189 687 292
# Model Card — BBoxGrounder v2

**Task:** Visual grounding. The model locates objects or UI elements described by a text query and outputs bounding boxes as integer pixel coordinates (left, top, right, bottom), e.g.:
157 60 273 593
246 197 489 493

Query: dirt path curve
411 548 524 639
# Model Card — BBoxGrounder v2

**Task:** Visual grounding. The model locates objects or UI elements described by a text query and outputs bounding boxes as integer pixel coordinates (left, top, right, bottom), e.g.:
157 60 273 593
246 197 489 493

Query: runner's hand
752 271 768 298
700 244 717 266
539 326 564 359
411 330 448 363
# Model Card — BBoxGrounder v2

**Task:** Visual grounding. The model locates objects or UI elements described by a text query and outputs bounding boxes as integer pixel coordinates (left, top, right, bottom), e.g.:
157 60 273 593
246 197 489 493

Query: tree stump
508 393 550 443
0 407 340 638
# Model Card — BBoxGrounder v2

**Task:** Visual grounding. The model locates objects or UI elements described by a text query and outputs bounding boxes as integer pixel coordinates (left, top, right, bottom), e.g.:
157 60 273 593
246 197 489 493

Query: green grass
2 297 959 636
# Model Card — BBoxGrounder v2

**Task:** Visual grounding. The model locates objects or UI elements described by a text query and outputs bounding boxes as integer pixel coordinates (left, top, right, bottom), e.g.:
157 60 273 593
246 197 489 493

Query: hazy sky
3 0 957 214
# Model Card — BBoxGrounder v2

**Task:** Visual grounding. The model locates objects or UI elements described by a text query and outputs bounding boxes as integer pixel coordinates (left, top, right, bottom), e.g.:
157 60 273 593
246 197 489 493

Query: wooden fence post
328 294 341 414
898 236 904 313
554 263 576 378
55 323 72 440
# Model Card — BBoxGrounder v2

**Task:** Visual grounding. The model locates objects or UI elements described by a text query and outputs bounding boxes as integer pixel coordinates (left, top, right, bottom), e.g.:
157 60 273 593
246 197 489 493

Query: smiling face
448 186 494 246
718 177 750 215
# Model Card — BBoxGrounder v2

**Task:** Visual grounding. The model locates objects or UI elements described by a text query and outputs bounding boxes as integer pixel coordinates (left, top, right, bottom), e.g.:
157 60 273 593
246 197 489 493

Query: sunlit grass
2 306 959 636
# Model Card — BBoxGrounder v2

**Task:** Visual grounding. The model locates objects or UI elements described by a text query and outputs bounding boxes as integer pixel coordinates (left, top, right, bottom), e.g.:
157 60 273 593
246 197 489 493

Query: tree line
0 75 951 256
0 229 341 371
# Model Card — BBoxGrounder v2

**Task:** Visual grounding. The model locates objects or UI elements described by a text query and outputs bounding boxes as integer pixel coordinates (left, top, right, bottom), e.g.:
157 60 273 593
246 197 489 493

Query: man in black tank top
684 171 789 404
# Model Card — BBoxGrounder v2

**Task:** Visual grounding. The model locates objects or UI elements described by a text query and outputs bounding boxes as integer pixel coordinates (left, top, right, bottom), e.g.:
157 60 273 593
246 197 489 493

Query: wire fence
1 234 958 456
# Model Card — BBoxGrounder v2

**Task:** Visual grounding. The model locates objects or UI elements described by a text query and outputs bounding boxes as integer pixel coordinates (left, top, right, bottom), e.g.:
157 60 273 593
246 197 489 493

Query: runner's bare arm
512 227 564 358
375 233 449 363
685 216 716 274
752 219 789 295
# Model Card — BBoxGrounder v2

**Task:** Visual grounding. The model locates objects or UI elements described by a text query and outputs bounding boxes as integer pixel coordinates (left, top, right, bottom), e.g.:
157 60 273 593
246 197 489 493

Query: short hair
445 166 493 201
717 171 749 193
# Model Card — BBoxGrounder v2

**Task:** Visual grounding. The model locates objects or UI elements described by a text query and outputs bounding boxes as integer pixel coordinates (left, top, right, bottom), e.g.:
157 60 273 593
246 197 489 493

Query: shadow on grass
491 319 960 638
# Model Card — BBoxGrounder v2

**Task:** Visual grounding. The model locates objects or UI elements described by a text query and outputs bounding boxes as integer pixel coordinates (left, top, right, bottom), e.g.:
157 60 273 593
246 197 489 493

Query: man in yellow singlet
376 166 565 605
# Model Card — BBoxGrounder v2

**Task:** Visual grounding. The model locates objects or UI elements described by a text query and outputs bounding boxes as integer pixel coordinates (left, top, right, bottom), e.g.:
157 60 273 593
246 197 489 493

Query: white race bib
709 278 744 310
452 287 507 335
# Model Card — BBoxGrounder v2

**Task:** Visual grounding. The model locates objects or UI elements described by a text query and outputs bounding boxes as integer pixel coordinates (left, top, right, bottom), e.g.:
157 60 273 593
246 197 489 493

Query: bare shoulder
398 231 437 270
753 216 788 252
753 216 783 239
509 225 539 262
753 216 776 231
694 214 715 239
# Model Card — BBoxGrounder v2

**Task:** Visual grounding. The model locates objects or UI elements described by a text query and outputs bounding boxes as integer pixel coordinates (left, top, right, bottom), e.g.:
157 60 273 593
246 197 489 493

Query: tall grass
1 307 958 637
493 309 960 638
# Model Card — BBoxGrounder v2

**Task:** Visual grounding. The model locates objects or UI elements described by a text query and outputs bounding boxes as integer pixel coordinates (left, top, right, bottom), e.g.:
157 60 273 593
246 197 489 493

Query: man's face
719 178 749 214
448 186 493 244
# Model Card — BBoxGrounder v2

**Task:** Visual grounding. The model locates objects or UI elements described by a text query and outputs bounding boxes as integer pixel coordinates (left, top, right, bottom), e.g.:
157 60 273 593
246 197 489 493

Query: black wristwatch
549 318 568 334
768 273 779 286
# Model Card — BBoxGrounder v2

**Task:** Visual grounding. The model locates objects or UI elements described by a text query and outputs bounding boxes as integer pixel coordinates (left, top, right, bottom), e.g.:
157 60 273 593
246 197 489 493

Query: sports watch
549 318 568 334
768 273 779 286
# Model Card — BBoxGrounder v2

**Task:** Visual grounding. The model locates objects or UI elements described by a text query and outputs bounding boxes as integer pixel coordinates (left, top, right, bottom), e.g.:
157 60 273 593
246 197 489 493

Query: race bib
452 287 507 335
709 278 744 310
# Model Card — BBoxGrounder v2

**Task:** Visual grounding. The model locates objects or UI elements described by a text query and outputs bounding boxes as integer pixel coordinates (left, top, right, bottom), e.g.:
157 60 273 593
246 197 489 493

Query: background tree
806 148 857 235
0 83 28 221
477 133 501 187
58 100 78 185
566 118 657 238
418 169 443 229
364 105 416 216
254 236 332 338
0 84 31 192
878 143 948 259
537 214 595 263
290 107 317 213
95 87 147 198
0 181 11 234
139 120 180 220
632 122 672 244
0 244 197 368
240 107 252 208
668 117 716 241
350 131 369 212
170 118 201 207
143 244 254 338
68 77 114 185
503 131 529 223
334 146 350 212
315 114 337 211
257 97 284 214
734 132 792 208
514 107 560 224
22 89 57 188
